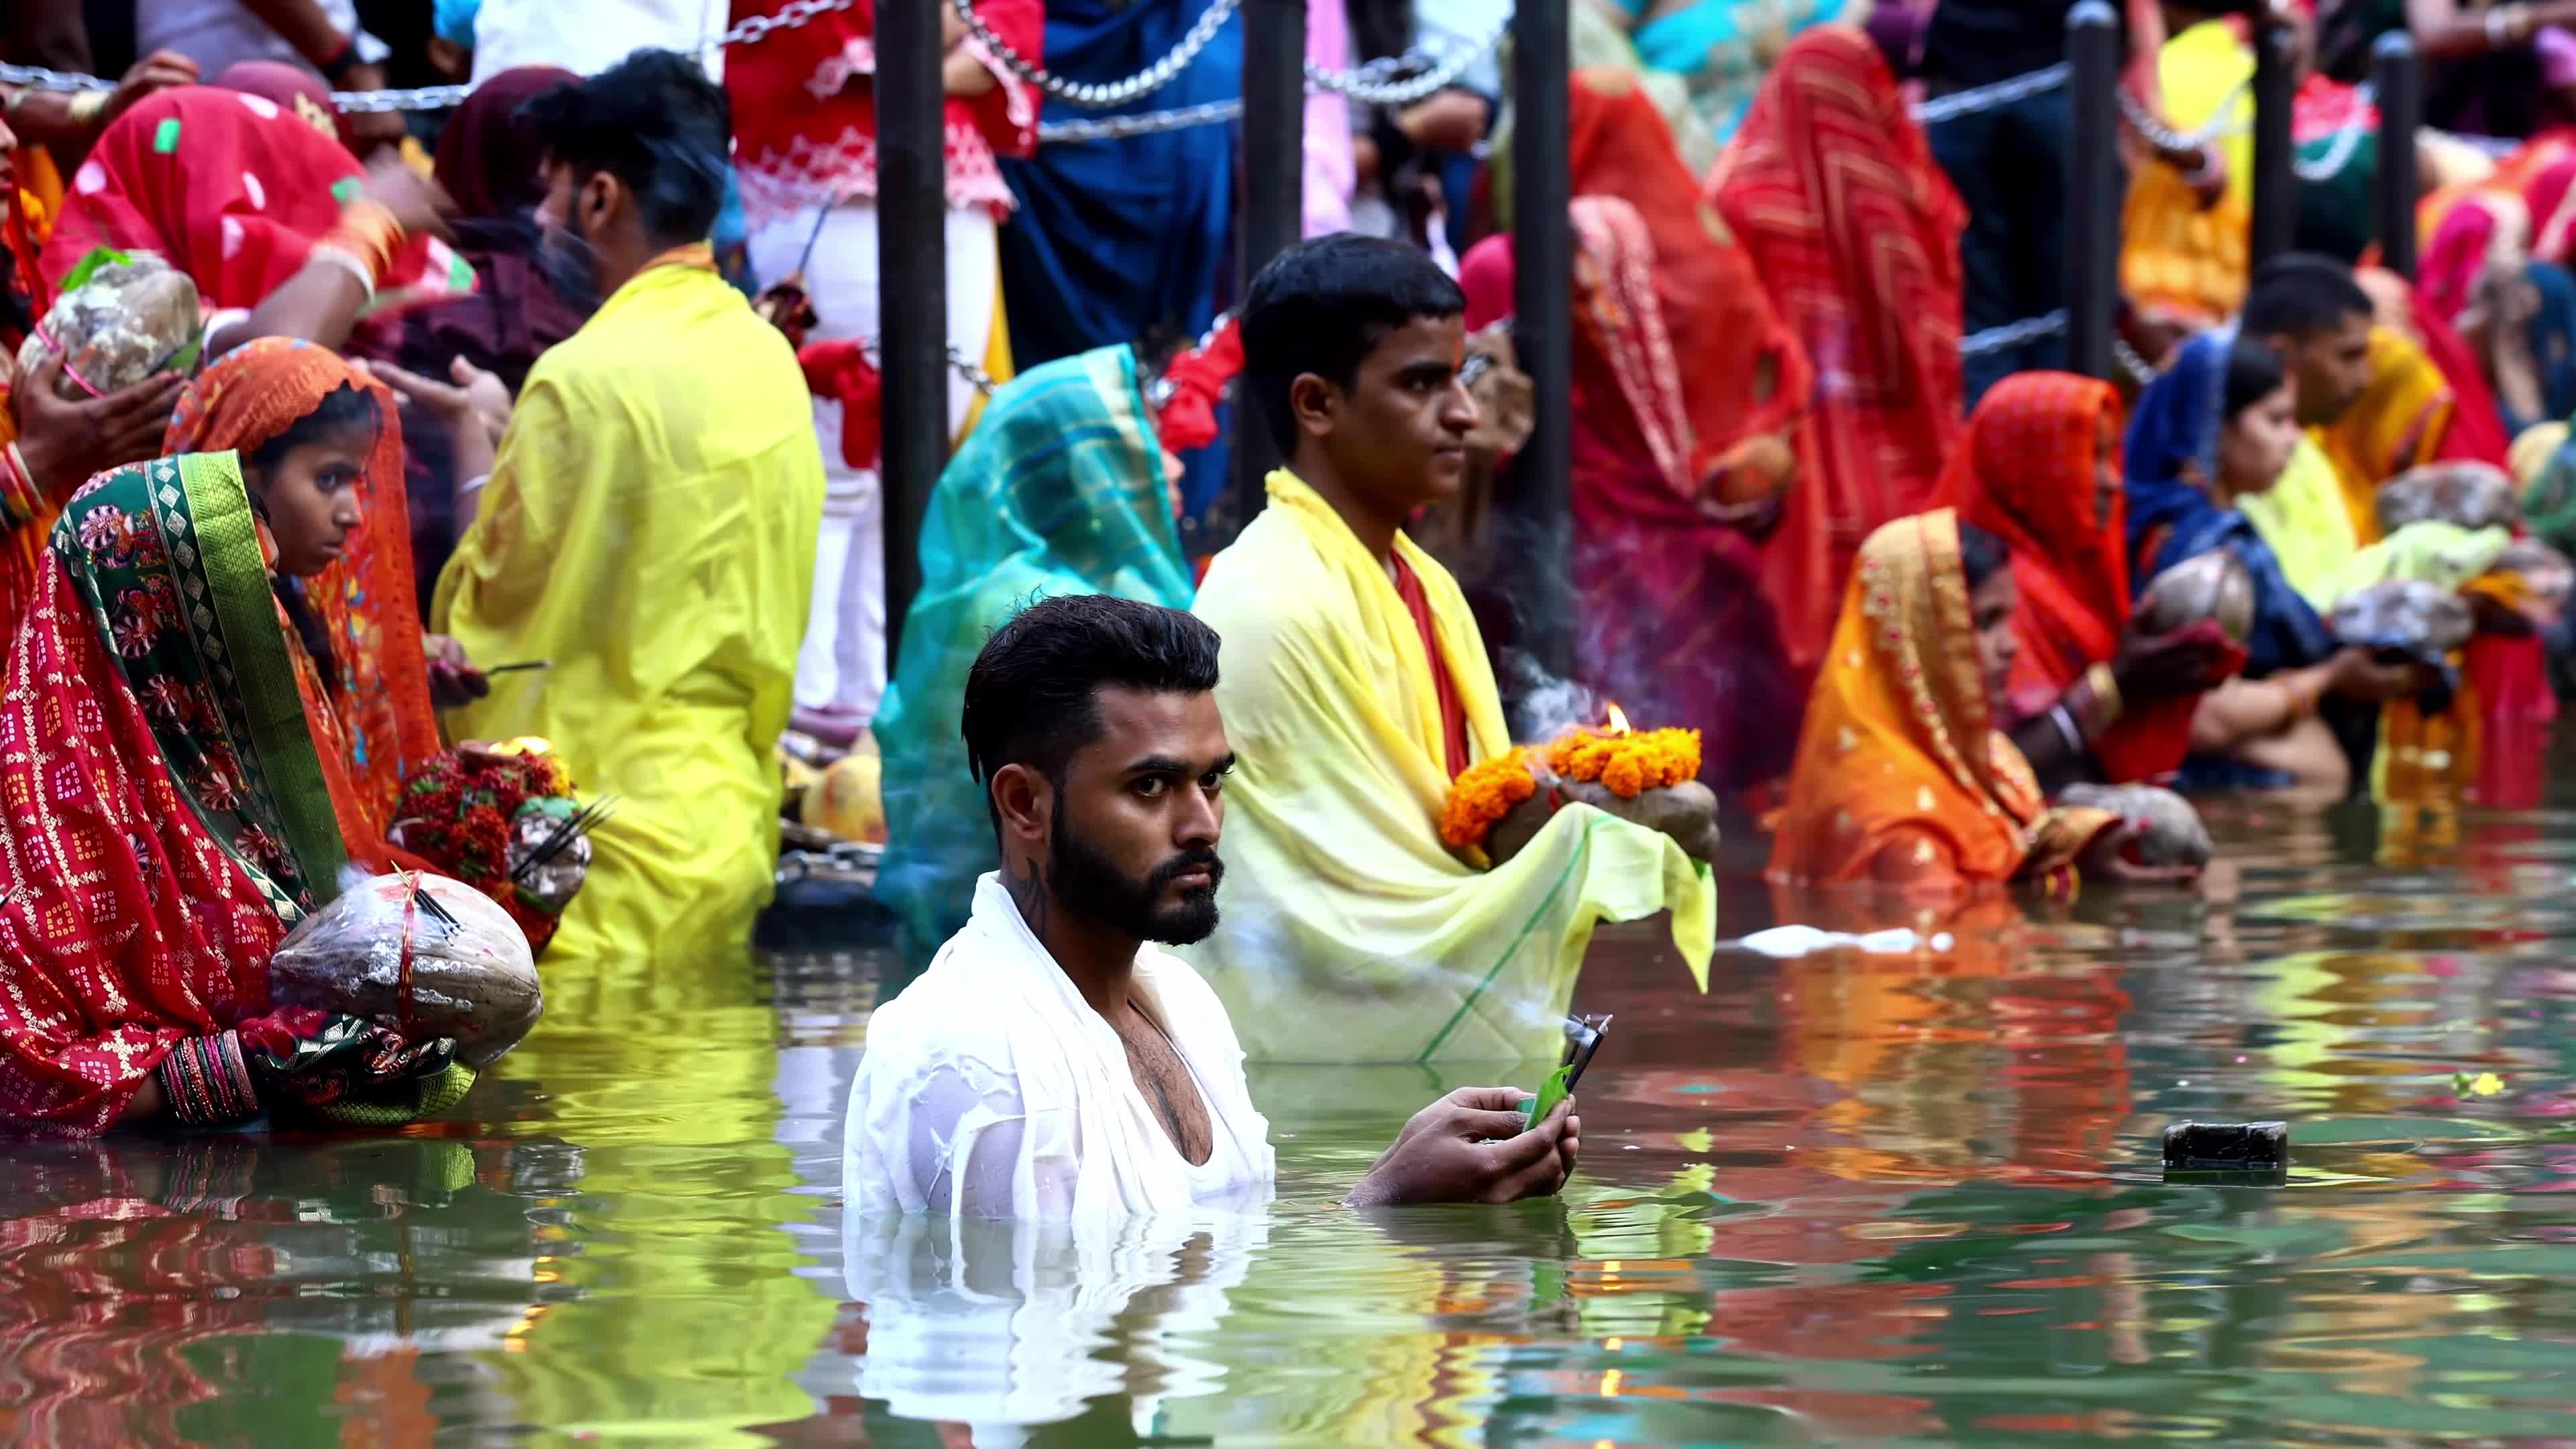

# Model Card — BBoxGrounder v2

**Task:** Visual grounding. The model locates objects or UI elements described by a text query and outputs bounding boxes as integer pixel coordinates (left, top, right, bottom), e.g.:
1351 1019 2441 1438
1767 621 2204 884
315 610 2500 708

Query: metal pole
876 0 951 663
2250 17 2298 266
1509 0 1574 678
2065 1 2118 384
1231 0 1305 524
2373 32 2421 280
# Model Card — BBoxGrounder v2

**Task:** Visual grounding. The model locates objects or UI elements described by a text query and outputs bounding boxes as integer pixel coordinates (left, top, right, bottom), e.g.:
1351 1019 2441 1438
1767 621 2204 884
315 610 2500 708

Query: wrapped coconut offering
2133 549 2257 644
2057 783 2213 868
2491 537 2576 616
2331 579 2474 663
268 873 543 1069
2377 462 2520 535
14 251 201 397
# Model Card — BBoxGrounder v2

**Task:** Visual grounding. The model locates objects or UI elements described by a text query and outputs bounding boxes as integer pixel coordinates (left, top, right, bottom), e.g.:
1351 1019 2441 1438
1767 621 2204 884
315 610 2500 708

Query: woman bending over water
1768 509 2194 900
0 340 470 1135
2127 333 2426 794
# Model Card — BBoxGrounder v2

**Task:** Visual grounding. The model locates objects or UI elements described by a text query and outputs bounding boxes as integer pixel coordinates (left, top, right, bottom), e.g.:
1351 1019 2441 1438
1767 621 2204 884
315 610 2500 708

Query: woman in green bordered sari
0 449 457 1137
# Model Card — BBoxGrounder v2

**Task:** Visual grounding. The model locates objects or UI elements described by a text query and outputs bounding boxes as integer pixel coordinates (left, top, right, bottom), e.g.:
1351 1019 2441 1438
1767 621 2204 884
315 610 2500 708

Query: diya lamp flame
1603 702 1631 737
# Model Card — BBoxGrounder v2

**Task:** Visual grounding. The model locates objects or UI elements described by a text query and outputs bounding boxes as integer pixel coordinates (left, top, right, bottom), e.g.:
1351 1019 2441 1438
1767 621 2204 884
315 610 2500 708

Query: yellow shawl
2314 327 2455 547
432 254 823 961
1183 470 1715 1063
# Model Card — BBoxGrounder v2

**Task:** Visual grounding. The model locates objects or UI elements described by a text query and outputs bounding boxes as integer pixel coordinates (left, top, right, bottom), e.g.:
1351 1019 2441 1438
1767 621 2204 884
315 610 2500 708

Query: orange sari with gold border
1769 509 2115 895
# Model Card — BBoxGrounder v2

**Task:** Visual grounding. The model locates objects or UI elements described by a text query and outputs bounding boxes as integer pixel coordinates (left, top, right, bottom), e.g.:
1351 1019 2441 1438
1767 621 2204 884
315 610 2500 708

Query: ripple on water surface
11 757 2576 1443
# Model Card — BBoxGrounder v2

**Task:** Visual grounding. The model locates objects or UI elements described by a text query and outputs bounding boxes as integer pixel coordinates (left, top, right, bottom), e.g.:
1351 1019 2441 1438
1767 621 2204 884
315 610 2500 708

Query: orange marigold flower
1439 747 1538 849
1540 725 1701 798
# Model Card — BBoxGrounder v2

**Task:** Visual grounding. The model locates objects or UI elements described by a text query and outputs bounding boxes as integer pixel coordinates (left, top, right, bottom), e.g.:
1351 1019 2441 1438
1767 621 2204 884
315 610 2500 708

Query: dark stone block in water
2162 1120 2288 1167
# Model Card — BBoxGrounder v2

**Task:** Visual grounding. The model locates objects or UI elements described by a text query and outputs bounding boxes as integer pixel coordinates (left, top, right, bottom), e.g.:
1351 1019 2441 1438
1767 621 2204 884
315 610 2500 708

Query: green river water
11 746 2576 1446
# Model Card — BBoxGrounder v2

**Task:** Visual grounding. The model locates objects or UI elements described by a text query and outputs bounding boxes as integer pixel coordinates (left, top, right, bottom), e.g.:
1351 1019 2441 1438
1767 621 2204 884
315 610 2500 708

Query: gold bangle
2085 661 2123 724
65 89 108 126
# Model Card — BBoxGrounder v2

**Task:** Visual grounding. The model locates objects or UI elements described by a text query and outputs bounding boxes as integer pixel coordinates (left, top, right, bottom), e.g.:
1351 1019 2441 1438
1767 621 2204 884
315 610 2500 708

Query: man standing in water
1183 234 1715 1063
845 593 1580 1220
407 50 823 960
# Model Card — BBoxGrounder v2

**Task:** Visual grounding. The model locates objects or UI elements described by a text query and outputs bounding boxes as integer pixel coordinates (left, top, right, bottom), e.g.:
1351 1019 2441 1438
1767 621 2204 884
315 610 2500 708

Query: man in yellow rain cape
1186 235 1714 1064
427 55 822 960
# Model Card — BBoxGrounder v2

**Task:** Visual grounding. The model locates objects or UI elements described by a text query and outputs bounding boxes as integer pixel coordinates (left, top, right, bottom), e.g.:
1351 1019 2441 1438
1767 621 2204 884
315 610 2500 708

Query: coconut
267 873 543 1069
2057 783 2212 868
1486 776 1719 866
2134 549 2257 645
2331 578 2474 661
15 254 201 397
2377 462 2520 535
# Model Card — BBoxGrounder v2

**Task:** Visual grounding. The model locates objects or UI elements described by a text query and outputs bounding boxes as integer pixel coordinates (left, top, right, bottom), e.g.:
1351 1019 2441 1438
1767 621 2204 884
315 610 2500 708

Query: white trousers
748 201 999 719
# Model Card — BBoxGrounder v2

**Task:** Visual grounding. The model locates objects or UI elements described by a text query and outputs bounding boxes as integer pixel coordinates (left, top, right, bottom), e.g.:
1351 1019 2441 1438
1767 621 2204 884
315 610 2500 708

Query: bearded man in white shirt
845 593 1580 1222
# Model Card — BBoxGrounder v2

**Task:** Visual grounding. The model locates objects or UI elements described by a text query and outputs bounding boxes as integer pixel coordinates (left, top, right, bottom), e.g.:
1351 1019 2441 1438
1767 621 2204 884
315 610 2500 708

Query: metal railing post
2373 32 2421 280
876 0 951 661
1507 0 1573 677
2065 0 2119 383
1230 0 1306 523
2250 17 2298 266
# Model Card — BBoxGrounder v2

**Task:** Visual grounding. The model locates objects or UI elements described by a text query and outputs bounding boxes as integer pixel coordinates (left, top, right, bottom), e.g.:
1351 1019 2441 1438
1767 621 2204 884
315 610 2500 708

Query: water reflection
17 761 2576 1442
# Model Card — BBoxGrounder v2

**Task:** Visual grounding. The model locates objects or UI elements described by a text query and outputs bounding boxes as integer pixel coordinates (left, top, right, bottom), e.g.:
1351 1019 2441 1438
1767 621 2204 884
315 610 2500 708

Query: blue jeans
1925 85 2076 404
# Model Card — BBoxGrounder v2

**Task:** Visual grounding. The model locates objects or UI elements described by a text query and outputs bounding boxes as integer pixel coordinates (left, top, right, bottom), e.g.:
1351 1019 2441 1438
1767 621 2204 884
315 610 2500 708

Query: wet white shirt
845 874 1276 1224
469 0 729 83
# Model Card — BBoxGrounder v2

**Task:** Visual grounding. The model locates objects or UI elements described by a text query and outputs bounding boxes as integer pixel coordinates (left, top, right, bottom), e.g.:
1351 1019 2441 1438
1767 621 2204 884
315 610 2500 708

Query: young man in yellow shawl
1186 235 1715 1064
2237 255 2510 604
403 53 824 961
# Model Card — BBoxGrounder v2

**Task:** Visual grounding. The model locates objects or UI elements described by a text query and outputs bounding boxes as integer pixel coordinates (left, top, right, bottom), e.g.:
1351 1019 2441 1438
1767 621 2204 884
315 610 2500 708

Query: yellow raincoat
1184 470 1714 1063
432 250 824 960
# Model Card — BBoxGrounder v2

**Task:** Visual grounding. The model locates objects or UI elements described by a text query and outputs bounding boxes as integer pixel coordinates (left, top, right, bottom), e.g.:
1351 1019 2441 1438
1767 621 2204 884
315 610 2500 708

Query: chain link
1959 309 2068 359
1909 62 2069 126
1038 99 1243 144
1307 11 1512 105
2113 333 2161 387
948 0 1242 109
2116 79 2249 153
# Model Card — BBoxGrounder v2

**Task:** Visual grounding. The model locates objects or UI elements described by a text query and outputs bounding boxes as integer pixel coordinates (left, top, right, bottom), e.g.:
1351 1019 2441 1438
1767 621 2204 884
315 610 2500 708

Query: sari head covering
1943 373 2243 784
212 59 362 158
1456 198 1802 790
39 87 474 319
2314 327 2459 545
873 347 1193 958
161 339 439 871
0 455 352 1132
2125 330 2336 678
1707 28 1966 686
1768 508 2114 892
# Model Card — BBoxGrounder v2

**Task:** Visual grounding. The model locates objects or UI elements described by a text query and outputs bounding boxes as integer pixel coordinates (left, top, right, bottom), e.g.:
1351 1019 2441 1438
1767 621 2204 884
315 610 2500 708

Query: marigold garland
1542 725 1701 798
1438 747 1537 849
393 750 578 949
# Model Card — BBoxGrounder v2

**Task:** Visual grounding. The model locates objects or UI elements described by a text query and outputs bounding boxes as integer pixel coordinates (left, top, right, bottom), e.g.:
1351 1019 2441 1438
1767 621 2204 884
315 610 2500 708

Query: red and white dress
727 0 1043 724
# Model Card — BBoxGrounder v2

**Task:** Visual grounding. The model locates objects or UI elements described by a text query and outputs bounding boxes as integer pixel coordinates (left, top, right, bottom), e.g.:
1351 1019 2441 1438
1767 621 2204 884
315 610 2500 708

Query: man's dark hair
961 594 1223 834
2241 253 2372 340
518 49 731 247
1958 519 2009 590
1240 233 1465 453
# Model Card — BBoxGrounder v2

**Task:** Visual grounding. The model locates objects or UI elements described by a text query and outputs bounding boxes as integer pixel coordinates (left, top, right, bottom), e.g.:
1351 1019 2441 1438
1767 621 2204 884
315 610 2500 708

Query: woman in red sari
0 449 454 1136
1707 26 1968 691
161 338 454 858
1460 71 1811 790
1941 372 2246 789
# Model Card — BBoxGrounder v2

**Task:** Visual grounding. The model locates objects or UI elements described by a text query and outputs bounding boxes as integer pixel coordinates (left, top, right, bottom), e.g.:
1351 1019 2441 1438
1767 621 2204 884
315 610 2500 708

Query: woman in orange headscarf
1941 373 2246 788
1769 510 2146 899
1707 27 1966 690
160 337 453 863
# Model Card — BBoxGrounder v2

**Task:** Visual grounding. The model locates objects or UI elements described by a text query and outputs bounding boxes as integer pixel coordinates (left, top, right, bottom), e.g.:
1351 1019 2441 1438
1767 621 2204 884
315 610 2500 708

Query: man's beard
536 209 604 313
1046 804 1224 947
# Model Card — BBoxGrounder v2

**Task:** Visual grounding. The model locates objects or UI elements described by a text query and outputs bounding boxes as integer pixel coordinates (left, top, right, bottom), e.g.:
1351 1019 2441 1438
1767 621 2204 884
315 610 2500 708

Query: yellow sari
1183 470 1715 1063
1768 509 2114 896
2121 20 2253 329
433 250 824 961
